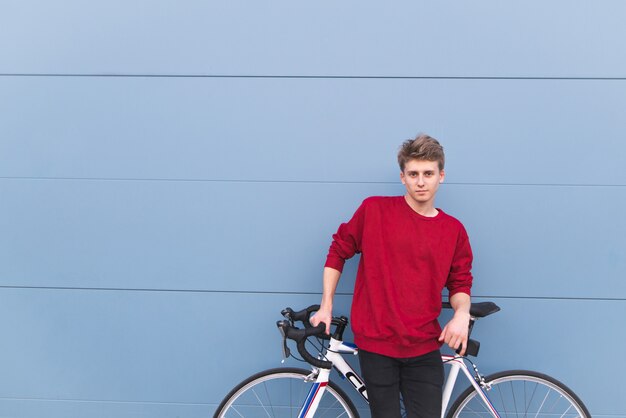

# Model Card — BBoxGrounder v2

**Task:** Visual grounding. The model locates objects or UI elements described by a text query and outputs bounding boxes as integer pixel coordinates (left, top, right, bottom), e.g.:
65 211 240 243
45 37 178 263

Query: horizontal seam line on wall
1 73 626 81
1 176 625 188
0 396 215 406
1 286 623 302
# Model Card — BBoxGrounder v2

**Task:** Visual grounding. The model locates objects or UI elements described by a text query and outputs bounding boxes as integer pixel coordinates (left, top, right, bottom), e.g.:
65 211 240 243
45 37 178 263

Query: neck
404 194 438 217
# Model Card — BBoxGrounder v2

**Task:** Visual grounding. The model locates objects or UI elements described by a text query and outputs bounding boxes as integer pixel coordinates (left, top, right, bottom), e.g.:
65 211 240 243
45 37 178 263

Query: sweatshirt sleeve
446 224 473 297
324 199 367 273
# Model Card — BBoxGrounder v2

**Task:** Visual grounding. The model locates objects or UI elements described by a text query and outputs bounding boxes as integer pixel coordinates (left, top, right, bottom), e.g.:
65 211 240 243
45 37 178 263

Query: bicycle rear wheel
446 370 590 418
213 367 360 418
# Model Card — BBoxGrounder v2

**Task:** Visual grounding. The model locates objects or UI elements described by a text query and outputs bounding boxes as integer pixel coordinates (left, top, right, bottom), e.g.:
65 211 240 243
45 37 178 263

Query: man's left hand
439 312 470 356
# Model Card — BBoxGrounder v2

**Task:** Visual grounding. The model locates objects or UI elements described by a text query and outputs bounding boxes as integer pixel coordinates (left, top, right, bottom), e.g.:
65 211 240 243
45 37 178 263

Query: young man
311 134 473 418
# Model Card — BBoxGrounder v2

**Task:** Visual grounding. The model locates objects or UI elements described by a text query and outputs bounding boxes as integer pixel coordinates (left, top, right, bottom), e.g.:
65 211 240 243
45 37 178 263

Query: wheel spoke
251 388 273 417
524 382 538 417
317 394 342 418
559 403 573 418
263 381 276 417
496 384 508 418
534 388 550 418
509 380 519 417
546 393 564 413
522 380 526 418
228 405 245 418
463 403 490 417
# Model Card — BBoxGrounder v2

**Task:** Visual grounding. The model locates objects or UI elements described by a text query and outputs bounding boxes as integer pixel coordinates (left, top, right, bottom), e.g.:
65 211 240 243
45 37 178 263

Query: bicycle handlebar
277 304 337 369
278 301 500 367
277 319 333 369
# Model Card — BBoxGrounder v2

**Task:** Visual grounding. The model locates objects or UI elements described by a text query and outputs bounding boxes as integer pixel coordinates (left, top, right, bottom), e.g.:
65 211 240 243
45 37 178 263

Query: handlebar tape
282 305 319 327
284 322 333 369
282 305 331 340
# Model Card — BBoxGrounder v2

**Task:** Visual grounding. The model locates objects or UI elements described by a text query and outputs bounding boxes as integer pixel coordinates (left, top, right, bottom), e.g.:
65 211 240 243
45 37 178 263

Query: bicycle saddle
442 301 500 318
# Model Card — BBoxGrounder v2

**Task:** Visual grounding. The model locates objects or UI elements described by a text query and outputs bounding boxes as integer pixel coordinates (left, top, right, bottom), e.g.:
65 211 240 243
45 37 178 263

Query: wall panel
1 77 626 185
1 1 625 77
1 179 624 299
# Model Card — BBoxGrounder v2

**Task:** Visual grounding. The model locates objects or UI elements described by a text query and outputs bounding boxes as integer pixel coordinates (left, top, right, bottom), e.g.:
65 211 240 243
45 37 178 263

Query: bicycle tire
213 367 360 418
445 369 590 418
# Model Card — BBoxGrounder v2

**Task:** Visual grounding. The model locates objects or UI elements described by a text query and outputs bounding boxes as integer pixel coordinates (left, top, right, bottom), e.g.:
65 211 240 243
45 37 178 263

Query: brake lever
276 320 292 362
281 308 295 325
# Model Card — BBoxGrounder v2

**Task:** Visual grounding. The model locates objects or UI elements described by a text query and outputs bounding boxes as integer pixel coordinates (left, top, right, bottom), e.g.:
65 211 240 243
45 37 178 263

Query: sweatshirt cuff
448 287 471 299
324 256 345 273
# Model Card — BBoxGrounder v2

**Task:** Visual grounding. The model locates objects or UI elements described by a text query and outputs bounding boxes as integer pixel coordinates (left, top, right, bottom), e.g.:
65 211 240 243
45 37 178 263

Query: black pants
359 349 444 418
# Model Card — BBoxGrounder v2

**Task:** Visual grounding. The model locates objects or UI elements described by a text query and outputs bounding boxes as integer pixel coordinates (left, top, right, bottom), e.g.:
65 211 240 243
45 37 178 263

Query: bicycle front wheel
446 370 590 418
213 367 360 418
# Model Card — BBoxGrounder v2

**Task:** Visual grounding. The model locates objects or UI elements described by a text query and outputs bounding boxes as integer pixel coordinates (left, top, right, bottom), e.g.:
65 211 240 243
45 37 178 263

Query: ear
439 169 445 183
400 171 406 185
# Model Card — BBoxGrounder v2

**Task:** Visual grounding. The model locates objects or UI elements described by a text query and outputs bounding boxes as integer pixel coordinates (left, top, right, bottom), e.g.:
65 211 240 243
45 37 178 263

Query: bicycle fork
297 338 365 418
297 368 331 418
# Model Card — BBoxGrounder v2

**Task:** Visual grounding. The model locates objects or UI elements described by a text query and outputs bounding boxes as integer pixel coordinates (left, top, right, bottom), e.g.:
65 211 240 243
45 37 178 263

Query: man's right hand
310 307 333 335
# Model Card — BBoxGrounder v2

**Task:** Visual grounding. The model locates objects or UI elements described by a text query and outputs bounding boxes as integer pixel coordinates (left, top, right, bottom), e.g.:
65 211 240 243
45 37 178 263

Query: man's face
400 159 445 206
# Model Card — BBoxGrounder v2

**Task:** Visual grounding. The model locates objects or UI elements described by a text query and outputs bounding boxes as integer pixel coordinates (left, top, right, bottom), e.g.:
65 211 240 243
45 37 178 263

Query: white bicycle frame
297 338 500 418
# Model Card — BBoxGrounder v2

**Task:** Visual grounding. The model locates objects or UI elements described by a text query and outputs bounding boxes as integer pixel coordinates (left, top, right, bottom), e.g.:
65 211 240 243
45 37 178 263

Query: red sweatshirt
325 196 473 358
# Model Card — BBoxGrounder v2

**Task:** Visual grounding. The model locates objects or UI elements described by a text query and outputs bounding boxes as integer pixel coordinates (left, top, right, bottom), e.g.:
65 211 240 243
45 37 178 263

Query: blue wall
1 1 625 417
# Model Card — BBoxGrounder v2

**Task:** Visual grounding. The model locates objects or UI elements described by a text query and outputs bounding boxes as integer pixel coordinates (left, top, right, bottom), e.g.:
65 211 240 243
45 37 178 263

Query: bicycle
213 302 590 417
